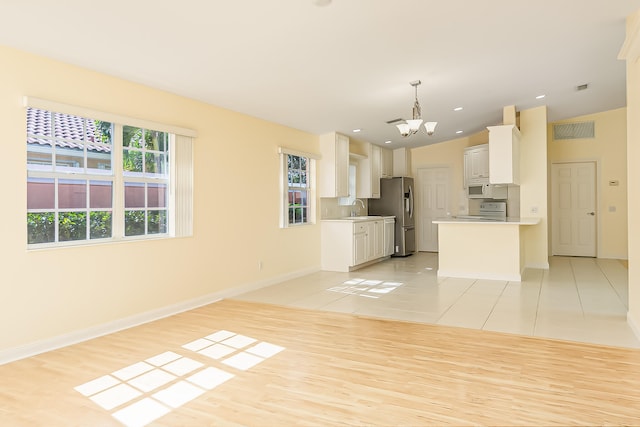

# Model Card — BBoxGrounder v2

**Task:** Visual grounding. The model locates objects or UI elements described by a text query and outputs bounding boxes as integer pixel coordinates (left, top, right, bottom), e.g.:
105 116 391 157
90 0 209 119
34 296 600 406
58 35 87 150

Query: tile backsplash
321 198 368 219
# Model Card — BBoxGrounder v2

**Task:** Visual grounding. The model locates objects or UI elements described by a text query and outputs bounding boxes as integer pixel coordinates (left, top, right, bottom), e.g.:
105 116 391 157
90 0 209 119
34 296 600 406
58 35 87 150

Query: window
27 108 115 244
122 126 170 236
26 100 194 248
338 162 357 206
280 148 316 228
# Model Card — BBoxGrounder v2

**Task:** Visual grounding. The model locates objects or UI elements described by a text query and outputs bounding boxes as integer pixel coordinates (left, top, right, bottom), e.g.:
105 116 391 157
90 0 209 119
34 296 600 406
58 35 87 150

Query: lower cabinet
353 224 368 266
367 220 384 260
321 219 389 272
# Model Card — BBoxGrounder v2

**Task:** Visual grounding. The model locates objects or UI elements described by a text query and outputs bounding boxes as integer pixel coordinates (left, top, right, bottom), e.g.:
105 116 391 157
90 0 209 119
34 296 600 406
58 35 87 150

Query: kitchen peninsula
432 217 540 281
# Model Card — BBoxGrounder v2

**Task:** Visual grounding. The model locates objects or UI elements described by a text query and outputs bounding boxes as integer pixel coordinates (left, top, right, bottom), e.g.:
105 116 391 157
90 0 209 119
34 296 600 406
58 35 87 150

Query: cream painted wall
519 106 549 269
411 106 548 269
621 10 640 336
0 45 320 355
548 108 628 259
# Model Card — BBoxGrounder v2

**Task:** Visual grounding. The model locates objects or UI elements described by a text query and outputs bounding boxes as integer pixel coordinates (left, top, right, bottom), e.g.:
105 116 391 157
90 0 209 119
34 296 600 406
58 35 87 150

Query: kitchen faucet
351 198 365 216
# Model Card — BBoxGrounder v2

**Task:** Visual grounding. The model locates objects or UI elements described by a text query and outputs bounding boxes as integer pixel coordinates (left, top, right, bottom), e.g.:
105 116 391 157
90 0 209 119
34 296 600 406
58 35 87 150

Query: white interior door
551 162 597 257
417 167 450 252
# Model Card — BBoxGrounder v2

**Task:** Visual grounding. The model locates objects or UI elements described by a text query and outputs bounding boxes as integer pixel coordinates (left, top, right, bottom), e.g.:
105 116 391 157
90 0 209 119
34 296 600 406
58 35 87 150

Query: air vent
553 121 595 140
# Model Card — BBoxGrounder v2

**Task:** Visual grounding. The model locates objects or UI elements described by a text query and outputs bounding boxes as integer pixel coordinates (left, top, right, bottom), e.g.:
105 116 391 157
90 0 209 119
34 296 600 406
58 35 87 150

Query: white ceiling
1 0 639 148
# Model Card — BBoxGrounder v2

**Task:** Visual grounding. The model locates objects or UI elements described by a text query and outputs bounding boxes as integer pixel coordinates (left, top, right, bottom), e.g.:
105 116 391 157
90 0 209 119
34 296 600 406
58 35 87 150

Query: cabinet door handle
587 212 595 216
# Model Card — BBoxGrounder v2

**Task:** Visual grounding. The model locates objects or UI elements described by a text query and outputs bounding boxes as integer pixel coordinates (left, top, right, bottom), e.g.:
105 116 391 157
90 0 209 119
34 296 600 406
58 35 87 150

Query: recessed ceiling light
456 130 464 134
453 107 463 111
353 129 361 133
384 140 392 144
536 94 546 99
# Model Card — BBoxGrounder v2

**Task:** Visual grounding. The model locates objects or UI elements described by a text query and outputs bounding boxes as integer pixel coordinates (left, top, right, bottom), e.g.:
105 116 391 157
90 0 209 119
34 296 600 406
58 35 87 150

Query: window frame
279 147 318 228
25 97 195 249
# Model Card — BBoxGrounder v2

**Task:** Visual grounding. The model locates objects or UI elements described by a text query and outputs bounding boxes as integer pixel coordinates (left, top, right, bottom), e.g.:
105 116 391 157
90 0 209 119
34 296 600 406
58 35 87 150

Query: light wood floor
2 299 640 426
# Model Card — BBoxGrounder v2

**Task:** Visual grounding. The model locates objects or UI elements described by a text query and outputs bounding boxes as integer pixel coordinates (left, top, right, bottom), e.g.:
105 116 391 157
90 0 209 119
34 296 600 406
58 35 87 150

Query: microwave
467 183 508 199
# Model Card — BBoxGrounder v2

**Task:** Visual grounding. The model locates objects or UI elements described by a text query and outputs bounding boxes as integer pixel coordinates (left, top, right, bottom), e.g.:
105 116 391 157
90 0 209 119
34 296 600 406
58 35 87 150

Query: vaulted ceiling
1 0 639 147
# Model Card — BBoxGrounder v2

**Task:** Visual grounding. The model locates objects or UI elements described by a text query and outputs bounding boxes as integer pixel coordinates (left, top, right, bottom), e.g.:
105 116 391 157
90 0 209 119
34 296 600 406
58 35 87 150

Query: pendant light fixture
396 80 437 137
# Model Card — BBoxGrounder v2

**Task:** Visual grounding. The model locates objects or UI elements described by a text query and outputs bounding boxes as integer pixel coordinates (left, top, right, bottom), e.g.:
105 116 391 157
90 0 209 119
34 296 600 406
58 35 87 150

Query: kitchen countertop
432 217 540 225
322 215 395 222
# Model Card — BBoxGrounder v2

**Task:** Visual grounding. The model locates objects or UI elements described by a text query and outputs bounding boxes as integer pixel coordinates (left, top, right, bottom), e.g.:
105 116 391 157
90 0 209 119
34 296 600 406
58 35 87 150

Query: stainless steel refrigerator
368 176 415 256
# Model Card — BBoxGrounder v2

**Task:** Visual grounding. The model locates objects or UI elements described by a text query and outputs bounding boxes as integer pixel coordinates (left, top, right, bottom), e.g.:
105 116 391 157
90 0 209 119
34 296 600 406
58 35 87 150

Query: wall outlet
530 206 538 214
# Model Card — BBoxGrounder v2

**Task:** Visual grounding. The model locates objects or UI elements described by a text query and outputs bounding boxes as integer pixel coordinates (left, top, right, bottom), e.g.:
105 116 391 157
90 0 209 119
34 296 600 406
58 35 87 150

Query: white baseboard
0 266 319 366
525 262 550 270
437 269 521 282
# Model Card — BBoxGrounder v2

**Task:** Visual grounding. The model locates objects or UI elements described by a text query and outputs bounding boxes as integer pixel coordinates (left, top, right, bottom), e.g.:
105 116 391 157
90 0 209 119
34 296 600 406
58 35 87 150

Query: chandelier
396 80 437 137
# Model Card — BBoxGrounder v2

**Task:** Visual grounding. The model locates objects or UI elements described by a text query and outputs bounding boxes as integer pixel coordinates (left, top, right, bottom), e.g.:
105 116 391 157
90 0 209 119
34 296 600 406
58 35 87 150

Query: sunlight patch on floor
74 330 285 427
327 278 404 299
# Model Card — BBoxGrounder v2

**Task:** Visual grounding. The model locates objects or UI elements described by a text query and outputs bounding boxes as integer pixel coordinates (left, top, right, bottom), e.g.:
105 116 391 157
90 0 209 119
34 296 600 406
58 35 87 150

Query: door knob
587 212 595 216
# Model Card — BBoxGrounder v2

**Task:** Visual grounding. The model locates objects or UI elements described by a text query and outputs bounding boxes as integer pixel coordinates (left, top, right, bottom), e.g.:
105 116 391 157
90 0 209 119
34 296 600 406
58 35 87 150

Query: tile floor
235 253 640 349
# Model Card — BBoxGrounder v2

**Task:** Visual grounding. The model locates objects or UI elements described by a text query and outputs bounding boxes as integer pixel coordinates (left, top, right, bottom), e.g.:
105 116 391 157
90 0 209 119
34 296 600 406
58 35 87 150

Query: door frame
416 165 451 252
550 160 600 257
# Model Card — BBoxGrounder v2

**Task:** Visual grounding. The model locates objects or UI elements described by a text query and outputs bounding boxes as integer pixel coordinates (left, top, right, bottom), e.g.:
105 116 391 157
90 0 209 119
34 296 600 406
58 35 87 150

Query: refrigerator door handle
408 185 414 219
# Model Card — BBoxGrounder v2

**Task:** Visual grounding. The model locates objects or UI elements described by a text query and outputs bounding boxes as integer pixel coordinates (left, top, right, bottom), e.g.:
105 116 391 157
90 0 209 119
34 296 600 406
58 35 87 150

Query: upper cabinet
356 143 381 199
381 147 393 178
488 125 520 185
393 147 412 177
463 144 489 186
319 132 350 198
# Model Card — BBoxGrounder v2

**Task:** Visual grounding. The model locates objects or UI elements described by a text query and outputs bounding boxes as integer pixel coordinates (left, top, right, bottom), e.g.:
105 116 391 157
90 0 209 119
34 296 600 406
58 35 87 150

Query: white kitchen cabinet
464 144 489 186
357 143 381 199
393 147 412 177
321 219 388 272
353 223 368 266
374 220 385 259
366 220 384 260
319 132 350 198
381 147 393 178
488 124 520 185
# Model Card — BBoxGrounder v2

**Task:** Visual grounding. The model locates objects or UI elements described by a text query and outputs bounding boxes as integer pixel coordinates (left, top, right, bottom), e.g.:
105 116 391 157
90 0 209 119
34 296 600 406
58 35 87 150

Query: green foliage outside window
94 120 113 144
125 210 166 236
27 212 55 244
27 212 112 244
58 212 87 241
123 126 167 174
90 211 112 239
125 210 146 236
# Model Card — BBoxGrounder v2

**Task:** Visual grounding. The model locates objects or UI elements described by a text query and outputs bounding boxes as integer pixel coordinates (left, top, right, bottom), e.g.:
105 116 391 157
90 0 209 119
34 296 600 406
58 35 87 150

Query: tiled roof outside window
27 107 112 153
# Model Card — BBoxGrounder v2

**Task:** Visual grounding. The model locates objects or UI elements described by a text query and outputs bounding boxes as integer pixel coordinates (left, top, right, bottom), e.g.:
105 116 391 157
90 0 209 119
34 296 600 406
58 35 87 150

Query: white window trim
26 99 195 249
279 147 318 228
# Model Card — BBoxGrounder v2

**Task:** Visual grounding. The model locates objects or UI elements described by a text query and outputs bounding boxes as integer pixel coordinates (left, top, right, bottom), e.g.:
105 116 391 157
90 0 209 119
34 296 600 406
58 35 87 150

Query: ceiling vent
553 121 595 140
